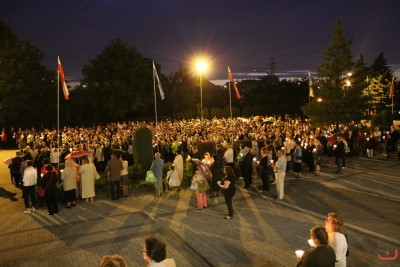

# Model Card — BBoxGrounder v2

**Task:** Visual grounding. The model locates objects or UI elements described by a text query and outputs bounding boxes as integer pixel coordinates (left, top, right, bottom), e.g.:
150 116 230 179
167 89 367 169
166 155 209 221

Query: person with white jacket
325 212 348 267
22 160 37 213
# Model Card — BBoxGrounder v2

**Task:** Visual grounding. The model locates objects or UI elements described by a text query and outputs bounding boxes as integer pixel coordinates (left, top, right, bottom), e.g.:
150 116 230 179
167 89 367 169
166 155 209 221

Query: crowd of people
5 116 400 217
5 115 396 266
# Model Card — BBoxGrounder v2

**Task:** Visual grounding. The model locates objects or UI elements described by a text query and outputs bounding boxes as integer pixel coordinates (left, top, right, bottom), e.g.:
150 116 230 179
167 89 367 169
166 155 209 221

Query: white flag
153 61 165 100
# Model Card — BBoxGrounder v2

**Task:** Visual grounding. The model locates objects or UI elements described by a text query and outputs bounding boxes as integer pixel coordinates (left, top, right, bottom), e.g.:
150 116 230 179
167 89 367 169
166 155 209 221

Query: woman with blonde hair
99 254 127 267
313 139 323 176
324 212 348 267
79 156 97 202
61 158 78 208
191 170 209 210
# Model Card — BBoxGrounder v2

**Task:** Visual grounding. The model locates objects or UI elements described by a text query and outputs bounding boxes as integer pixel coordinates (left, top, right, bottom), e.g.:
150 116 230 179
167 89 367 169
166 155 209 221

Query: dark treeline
1 19 397 129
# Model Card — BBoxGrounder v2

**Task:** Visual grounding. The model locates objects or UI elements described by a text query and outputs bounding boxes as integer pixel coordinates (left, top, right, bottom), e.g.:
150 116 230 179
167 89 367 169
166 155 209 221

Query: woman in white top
79 157 97 202
143 236 176 267
166 165 180 195
120 157 129 197
325 212 348 267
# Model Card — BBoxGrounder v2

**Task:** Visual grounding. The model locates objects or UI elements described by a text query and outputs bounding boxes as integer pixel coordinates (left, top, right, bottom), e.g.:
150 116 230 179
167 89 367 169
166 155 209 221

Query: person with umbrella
191 170 209 210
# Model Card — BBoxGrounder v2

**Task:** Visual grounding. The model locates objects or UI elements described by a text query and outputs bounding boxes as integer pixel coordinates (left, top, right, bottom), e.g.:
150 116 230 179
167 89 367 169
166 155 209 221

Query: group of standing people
18 148 130 215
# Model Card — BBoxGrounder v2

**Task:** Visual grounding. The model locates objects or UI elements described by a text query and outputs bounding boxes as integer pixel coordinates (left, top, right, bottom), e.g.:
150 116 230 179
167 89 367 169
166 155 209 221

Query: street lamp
197 60 207 120
317 98 322 102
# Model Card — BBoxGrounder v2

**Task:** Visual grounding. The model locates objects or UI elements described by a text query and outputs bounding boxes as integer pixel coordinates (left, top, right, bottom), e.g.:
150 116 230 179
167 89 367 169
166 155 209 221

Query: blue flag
153 61 165 100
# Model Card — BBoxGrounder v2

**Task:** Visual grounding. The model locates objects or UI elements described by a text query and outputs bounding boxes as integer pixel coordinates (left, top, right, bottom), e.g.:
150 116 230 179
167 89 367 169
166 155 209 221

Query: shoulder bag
39 173 53 197
145 170 157 184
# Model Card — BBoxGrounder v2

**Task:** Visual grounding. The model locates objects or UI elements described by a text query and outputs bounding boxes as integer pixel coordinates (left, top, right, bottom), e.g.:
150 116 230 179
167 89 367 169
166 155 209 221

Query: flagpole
392 75 394 115
228 80 232 119
153 73 158 130
308 72 313 103
153 68 160 153
57 57 60 153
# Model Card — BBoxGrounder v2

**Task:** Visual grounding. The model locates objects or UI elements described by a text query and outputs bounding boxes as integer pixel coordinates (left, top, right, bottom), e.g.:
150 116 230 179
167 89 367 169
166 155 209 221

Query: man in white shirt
22 160 37 213
172 150 184 181
50 148 60 169
223 143 234 169
272 149 287 200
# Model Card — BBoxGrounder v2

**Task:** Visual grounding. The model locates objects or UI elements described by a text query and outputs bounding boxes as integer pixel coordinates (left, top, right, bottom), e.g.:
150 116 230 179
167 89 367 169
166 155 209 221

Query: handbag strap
167 170 174 180
44 172 53 190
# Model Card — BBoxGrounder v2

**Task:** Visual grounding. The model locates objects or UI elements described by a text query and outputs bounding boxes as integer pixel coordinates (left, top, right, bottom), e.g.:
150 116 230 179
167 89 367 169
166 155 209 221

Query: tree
364 53 393 114
302 18 363 127
167 63 198 116
75 39 155 122
0 22 56 127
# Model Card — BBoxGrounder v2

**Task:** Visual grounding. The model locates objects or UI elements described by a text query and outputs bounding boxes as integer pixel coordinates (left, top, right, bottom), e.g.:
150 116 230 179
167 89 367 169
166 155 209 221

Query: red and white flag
58 57 69 100
228 66 241 99
389 76 395 99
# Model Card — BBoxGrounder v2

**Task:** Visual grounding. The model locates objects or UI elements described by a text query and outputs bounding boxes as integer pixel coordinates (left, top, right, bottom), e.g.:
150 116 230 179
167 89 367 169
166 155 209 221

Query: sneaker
271 181 276 184
224 215 232 219
24 209 31 214
30 207 36 212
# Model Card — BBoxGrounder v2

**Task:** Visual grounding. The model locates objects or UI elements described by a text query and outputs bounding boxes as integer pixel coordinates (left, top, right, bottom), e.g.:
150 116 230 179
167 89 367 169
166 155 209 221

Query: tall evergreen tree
364 53 393 114
302 18 363 127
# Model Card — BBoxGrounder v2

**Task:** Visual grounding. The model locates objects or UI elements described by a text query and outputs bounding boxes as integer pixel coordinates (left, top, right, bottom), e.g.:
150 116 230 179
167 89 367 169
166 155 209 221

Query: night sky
1 0 400 84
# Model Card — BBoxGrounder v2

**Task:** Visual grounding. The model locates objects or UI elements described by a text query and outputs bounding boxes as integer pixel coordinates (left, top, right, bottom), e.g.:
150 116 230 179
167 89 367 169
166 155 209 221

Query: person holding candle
296 226 336 267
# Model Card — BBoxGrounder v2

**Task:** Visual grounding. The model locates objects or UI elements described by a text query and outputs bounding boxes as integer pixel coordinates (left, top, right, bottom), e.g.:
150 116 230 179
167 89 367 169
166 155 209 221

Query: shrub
133 127 154 172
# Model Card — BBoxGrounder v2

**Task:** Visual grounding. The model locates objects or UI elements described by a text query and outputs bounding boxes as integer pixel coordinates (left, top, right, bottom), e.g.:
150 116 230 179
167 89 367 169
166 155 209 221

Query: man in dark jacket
105 152 123 200
11 151 24 187
334 136 346 174
240 147 253 188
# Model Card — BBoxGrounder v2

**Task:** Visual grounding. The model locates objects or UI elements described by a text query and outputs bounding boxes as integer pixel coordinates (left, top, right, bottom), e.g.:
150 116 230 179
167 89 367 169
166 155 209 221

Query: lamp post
197 60 207 120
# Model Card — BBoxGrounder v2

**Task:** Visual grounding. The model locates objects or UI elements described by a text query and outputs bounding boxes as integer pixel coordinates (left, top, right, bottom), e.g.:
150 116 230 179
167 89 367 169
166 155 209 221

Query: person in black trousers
218 166 236 219
41 164 59 215
259 147 272 192
240 147 253 188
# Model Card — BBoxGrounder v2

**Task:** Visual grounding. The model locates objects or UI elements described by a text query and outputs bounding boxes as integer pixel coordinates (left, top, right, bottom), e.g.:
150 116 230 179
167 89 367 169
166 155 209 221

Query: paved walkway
0 150 399 266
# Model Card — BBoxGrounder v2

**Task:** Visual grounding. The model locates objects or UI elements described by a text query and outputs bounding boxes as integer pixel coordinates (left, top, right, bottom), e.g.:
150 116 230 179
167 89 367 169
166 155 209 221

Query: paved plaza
0 150 399 266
